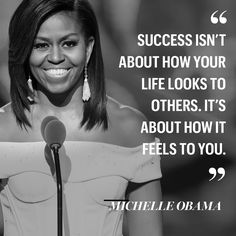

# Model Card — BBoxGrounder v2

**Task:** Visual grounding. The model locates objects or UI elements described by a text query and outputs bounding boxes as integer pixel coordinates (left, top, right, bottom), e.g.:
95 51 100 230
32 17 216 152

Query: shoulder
0 103 13 122
0 103 18 141
107 97 154 147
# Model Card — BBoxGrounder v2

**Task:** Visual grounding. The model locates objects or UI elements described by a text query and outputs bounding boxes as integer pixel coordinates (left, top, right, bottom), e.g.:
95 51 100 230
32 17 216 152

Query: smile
44 68 71 78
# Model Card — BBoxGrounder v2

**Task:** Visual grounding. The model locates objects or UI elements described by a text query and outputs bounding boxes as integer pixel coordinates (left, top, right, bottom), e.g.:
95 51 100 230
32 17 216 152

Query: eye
33 42 49 50
63 40 78 48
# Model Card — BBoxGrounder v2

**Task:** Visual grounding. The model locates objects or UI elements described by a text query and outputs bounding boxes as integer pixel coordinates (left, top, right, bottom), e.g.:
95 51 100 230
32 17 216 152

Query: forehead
36 12 82 38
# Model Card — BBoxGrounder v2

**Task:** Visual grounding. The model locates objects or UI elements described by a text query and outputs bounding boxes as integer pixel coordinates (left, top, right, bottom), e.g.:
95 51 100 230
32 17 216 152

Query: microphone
41 116 58 140
41 117 66 236
44 119 66 149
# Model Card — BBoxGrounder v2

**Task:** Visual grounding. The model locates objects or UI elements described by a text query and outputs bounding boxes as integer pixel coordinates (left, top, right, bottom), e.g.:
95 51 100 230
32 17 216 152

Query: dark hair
8 0 108 130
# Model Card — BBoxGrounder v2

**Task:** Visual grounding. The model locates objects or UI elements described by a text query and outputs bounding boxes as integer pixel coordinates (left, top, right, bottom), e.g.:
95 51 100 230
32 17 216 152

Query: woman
0 0 162 235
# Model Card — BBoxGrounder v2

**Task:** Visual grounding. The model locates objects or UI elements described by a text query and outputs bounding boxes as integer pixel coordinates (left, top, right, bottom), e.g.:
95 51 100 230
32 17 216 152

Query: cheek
68 49 86 67
29 52 46 67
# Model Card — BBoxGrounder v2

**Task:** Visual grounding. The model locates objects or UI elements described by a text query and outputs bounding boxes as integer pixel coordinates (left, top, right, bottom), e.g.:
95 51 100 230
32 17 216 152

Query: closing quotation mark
209 167 225 181
211 10 227 24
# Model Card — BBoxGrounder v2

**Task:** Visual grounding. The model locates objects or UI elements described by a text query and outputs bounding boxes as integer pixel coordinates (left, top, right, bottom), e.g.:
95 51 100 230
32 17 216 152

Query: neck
26 82 87 133
31 86 83 119
33 83 84 115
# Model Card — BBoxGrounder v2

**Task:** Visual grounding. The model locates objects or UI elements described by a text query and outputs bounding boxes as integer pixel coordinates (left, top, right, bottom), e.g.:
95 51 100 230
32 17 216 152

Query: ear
86 36 95 64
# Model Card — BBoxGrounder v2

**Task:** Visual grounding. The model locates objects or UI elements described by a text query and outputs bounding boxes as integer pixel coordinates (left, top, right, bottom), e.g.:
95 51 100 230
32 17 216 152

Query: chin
43 84 69 95
49 88 70 94
45 81 75 93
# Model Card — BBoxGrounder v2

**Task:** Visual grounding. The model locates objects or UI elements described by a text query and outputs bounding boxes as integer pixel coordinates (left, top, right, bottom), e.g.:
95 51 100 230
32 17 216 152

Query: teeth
45 69 69 77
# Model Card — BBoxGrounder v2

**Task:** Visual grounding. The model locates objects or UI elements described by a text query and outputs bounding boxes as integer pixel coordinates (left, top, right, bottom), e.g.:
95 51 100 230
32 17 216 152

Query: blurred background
0 0 236 235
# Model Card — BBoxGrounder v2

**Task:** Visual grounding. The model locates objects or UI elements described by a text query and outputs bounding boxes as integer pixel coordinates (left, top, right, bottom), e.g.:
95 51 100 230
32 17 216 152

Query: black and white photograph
0 0 235 236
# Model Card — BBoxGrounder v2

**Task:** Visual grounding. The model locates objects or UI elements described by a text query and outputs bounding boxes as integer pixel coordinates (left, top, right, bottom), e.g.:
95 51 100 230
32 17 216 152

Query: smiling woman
9 0 107 130
0 0 162 236
29 12 94 96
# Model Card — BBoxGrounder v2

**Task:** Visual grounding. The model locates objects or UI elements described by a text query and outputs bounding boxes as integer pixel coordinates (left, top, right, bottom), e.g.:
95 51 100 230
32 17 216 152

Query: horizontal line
104 199 129 202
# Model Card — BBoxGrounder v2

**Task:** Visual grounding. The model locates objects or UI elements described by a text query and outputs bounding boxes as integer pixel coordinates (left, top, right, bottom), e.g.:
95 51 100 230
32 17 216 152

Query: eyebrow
35 33 79 41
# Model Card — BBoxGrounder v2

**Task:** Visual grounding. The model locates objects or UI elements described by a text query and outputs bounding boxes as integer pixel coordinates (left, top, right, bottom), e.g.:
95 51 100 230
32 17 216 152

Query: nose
47 46 65 64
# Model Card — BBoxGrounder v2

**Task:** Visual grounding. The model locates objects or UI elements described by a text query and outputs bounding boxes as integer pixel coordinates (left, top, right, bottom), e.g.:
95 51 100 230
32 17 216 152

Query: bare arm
109 100 163 235
0 182 3 235
125 180 163 236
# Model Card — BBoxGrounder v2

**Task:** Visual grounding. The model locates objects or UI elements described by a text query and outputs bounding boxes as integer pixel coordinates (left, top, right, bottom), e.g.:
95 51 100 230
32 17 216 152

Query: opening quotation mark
211 10 227 24
209 167 225 181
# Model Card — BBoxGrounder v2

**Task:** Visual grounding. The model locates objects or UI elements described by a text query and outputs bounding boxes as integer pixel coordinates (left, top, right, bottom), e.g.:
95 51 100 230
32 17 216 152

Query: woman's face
29 12 94 94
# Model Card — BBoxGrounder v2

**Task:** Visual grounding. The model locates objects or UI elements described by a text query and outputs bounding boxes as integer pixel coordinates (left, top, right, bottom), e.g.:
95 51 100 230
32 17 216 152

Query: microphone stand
51 144 63 236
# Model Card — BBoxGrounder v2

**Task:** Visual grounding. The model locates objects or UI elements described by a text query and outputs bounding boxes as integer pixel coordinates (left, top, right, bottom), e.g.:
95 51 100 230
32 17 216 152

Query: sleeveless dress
0 138 161 236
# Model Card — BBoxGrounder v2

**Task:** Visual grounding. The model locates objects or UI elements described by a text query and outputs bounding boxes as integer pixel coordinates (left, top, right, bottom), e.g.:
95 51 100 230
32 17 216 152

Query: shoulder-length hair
9 0 108 130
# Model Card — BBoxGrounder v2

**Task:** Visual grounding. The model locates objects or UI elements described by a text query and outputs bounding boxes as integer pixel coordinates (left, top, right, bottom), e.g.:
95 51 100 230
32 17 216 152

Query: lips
44 68 71 78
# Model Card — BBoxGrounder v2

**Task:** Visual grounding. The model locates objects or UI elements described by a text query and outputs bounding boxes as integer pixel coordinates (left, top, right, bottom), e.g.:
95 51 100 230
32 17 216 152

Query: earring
82 65 91 101
27 77 34 102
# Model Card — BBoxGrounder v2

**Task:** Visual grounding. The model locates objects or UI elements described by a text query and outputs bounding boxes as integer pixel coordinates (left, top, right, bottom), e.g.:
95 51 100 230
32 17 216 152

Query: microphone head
41 116 58 140
44 119 66 148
